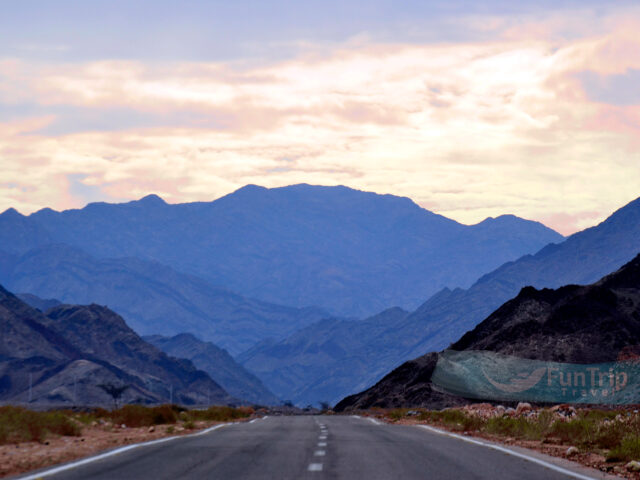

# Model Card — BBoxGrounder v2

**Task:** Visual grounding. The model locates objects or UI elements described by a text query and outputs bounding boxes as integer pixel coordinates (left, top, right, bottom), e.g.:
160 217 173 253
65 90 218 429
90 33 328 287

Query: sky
1 1 639 235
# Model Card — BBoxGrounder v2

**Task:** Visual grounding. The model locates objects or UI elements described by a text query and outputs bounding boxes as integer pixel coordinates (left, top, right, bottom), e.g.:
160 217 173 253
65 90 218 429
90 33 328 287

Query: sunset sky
1 1 639 235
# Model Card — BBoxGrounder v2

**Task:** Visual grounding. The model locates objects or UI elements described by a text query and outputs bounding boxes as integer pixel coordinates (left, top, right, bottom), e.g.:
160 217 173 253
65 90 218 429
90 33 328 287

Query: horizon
2 1 640 235
4 181 635 236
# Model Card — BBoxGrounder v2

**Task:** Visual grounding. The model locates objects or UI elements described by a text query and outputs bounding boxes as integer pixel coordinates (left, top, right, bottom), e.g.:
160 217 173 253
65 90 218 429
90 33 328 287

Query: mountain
335 252 640 410
237 308 409 406
0 184 563 317
145 333 280 406
241 196 640 406
16 293 61 312
0 244 326 355
0 285 234 406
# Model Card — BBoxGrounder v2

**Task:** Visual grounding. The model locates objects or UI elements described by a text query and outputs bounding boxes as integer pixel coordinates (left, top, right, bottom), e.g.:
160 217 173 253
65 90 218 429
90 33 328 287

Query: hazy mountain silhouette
16 293 61 312
0 286 234 406
0 244 326 355
335 251 640 410
145 333 280 406
241 196 640 406
0 184 562 316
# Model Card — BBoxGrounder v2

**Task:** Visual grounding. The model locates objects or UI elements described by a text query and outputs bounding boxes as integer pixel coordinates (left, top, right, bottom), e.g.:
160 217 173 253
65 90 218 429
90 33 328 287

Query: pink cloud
1 8 640 234
537 211 607 237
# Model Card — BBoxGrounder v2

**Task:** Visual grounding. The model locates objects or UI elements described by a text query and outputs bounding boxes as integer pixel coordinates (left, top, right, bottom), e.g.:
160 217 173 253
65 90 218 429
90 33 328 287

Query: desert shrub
188 406 252 422
549 418 597 445
183 420 195 429
91 407 110 419
150 405 180 425
594 421 629 450
388 409 408 421
607 435 640 462
0 406 81 444
109 405 154 427
419 409 484 431
71 411 98 425
484 417 543 440
484 411 557 440
578 410 618 423
108 404 180 427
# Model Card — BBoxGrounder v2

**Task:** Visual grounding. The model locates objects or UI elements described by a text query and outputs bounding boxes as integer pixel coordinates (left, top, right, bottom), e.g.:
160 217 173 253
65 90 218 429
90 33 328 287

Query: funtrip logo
431 350 639 404
482 365 629 400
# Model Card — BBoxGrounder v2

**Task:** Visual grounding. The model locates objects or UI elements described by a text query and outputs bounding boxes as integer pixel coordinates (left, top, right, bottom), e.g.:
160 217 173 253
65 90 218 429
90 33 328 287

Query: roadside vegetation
0 406 81 444
0 404 253 445
383 406 640 463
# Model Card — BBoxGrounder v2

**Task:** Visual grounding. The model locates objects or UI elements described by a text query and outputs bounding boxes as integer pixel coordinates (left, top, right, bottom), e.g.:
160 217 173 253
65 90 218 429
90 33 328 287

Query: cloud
0 7 639 234
577 69 640 106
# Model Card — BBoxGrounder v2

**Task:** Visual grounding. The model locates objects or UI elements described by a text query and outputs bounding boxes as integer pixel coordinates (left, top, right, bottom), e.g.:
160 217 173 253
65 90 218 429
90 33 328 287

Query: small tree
98 383 129 409
319 401 330 411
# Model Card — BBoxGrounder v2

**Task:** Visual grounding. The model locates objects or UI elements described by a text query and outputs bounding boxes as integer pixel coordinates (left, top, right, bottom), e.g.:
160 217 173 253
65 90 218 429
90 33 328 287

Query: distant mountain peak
1 183 568 317
477 214 518 223
1 207 23 218
136 193 166 205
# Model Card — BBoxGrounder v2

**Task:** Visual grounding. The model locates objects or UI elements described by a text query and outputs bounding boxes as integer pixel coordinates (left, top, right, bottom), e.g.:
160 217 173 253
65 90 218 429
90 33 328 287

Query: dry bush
188 406 252 422
0 406 80 444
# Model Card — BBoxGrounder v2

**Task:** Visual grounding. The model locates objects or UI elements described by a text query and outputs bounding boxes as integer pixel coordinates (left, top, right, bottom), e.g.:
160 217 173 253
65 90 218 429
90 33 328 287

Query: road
20 415 612 480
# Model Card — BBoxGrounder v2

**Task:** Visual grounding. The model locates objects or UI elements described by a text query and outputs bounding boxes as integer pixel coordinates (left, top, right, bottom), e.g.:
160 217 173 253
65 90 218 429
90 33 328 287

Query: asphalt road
21 415 612 480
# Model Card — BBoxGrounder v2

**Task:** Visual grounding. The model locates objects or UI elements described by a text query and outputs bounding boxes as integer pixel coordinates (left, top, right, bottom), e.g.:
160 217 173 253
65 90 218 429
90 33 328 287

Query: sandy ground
0 419 249 479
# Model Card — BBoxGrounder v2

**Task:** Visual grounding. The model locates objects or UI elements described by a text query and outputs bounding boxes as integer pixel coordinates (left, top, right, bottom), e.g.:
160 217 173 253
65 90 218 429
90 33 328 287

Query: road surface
19 415 612 480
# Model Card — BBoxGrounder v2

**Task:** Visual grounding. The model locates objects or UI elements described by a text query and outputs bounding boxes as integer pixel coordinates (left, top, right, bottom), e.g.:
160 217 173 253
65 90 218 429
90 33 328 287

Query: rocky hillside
0 285 234 406
335 252 640 410
0 184 562 317
0 244 326 355
145 333 280 406
243 195 640 406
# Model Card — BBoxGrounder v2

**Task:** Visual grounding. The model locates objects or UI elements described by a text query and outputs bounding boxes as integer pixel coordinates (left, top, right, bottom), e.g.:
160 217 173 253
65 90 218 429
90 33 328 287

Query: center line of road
308 463 323 472
319 435 327 440
314 450 326 456
318 442 327 447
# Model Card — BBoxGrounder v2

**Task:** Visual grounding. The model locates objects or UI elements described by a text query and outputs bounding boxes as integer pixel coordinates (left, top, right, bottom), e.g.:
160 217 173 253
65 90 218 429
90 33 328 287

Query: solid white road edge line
367 417 382 425
417 425 599 480
17 423 233 480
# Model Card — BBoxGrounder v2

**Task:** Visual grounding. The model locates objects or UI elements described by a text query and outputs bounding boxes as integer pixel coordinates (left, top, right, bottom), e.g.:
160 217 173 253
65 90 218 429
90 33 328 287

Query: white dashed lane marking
314 450 326 456
318 442 327 447
308 463 323 472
